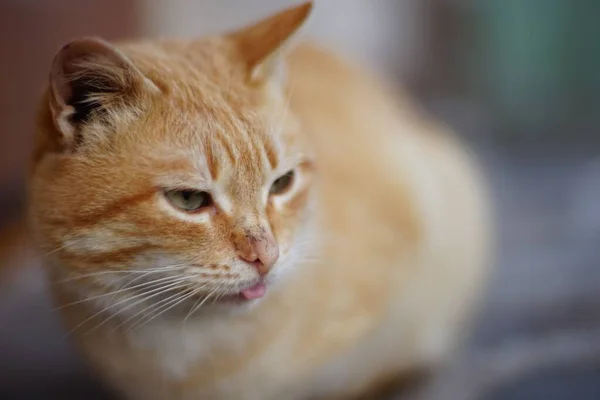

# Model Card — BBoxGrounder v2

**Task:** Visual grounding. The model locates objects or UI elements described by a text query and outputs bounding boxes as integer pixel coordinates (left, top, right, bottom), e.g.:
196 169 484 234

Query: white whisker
183 289 207 324
54 273 190 311
184 287 219 323
81 280 192 337
121 282 209 332
54 264 187 284
64 278 190 339
44 242 76 257
128 288 202 332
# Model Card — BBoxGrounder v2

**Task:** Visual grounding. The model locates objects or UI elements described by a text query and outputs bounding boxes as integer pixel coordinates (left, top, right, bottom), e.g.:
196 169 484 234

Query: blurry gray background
1 1 599 399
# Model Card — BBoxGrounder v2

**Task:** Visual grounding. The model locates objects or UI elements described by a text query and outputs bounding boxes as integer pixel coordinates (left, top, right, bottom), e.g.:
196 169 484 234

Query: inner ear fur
48 37 155 150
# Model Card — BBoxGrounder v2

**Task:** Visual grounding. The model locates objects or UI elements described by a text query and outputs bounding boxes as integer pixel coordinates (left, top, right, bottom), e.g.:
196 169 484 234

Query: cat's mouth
238 281 267 300
202 279 268 304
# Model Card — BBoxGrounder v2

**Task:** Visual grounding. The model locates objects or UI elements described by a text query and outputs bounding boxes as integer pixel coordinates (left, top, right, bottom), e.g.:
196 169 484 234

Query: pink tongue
240 283 267 300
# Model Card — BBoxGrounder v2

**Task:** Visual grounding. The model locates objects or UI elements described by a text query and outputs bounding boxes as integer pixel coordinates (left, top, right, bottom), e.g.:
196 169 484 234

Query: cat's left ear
47 37 159 150
230 1 313 85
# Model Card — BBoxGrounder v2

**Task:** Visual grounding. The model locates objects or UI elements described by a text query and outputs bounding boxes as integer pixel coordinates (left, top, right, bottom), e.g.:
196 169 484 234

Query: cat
27 2 492 399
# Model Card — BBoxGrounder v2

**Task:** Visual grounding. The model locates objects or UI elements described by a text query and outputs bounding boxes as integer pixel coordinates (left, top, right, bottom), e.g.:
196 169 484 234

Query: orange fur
28 2 492 399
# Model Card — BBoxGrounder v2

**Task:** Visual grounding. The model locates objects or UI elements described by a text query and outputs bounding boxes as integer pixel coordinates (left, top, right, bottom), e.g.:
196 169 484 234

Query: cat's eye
270 170 295 195
165 190 212 212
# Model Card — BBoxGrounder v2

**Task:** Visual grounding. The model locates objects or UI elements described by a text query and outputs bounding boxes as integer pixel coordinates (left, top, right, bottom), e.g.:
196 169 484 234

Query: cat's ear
231 1 313 85
48 37 158 149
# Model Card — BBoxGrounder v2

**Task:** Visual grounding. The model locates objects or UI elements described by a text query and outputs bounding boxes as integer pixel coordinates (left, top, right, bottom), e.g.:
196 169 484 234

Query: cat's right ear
47 37 158 150
230 1 313 86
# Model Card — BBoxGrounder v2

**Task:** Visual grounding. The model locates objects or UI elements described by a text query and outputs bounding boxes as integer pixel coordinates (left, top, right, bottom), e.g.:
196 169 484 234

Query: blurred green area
462 0 600 149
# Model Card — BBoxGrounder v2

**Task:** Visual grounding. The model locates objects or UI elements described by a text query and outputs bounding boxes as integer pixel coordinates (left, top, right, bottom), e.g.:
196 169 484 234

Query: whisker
120 282 209 332
211 290 225 306
105 269 161 304
128 288 202 332
183 288 207 324
64 279 190 339
54 265 187 284
81 281 192 337
53 270 132 284
103 263 190 300
185 287 219 322
43 242 76 257
109 263 189 287
54 274 190 311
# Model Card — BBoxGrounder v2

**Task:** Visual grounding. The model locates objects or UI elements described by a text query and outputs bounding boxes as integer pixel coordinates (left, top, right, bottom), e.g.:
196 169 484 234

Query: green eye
270 170 295 195
165 190 212 212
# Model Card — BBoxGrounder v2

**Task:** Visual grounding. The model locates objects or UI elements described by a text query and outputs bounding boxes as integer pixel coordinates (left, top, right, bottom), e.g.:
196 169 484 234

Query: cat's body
29 3 491 400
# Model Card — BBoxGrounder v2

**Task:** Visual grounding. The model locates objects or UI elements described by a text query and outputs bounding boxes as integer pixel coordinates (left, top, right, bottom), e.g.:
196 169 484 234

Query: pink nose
235 228 279 276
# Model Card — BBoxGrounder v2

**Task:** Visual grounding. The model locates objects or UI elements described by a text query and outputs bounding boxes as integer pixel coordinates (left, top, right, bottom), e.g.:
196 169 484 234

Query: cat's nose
234 228 279 276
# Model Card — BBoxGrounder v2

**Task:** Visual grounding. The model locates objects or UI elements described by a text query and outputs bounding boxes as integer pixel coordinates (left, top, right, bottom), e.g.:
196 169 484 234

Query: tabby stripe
203 140 220 180
215 129 237 165
264 137 279 170
71 190 156 229
62 243 158 265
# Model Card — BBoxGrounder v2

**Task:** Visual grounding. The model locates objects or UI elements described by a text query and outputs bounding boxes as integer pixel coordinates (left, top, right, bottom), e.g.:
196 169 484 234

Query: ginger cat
28 2 491 399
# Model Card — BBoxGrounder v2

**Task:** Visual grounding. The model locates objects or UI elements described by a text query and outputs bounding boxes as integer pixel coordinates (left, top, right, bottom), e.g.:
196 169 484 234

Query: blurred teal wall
465 0 600 147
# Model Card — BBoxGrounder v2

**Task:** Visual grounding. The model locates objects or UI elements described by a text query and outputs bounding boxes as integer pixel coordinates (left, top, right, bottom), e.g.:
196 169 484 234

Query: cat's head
29 2 316 317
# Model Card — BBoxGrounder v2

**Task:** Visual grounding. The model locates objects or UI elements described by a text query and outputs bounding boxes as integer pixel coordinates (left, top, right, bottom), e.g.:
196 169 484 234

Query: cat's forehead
124 38 254 103
120 40 301 180
191 110 282 180
129 97 296 195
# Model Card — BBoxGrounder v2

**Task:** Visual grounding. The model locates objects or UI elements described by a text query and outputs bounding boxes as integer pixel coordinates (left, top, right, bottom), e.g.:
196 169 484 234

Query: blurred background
1 1 599 399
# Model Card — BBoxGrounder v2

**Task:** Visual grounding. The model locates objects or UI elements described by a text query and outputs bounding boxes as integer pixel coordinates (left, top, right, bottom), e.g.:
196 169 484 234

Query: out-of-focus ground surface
1 1 599 399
